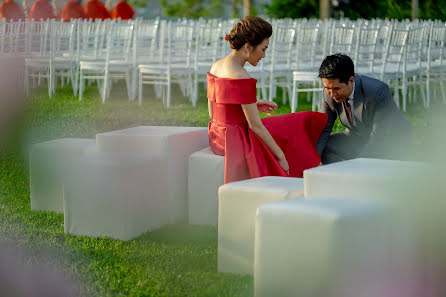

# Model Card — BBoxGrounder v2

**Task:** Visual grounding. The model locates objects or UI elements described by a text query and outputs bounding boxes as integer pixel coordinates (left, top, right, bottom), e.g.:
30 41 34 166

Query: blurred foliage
265 0 446 21
129 0 147 8
417 0 446 20
265 0 319 19
161 0 224 18
231 0 243 18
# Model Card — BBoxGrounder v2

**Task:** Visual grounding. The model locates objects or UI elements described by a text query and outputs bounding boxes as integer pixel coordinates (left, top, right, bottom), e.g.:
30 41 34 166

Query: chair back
353 22 380 73
379 24 408 79
132 18 160 65
329 22 356 56
165 20 194 67
294 20 320 71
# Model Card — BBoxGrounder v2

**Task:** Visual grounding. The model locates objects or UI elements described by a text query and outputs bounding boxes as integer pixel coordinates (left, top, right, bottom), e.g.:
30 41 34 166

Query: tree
265 0 319 19
244 0 251 16
161 0 223 18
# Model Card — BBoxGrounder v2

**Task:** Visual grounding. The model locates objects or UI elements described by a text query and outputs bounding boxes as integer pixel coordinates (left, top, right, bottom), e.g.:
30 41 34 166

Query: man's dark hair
318 54 355 84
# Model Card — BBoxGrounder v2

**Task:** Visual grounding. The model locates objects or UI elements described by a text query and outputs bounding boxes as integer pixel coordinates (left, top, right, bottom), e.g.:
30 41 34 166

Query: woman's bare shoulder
210 59 251 79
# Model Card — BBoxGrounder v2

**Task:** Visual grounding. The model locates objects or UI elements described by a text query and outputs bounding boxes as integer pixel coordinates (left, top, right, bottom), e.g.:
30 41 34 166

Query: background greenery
158 0 446 21
0 82 436 296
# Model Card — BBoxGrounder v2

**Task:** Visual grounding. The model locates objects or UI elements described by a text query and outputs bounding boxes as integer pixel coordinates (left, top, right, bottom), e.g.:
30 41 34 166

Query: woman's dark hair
318 54 355 84
228 16 273 50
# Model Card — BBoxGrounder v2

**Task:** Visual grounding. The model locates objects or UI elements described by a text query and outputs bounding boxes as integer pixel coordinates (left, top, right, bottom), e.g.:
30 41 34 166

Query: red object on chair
28 0 55 20
84 0 110 20
0 0 25 21
60 0 84 22
111 0 134 20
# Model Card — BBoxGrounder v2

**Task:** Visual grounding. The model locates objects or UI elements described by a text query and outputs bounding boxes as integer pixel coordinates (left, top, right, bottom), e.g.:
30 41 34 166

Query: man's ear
349 76 355 84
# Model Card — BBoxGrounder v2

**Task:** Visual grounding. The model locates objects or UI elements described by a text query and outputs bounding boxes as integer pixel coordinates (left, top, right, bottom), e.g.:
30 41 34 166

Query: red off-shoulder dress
207 72 328 184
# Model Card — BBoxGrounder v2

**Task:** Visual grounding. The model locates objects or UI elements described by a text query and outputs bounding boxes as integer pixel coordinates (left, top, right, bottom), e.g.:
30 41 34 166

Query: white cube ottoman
188 146 224 226
304 158 426 204
218 176 305 275
254 198 391 297
96 126 208 224
63 151 165 241
304 158 430 297
29 138 96 213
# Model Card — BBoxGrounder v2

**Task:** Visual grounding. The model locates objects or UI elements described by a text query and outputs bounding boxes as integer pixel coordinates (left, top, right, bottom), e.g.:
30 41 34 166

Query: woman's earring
247 50 251 59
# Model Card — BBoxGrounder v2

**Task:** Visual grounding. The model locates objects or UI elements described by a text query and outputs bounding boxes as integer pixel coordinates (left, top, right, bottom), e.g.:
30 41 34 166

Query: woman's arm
241 103 289 174
208 100 213 119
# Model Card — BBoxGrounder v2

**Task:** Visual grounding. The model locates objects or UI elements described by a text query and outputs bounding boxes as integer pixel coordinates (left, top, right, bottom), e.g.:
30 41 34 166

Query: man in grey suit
315 54 412 164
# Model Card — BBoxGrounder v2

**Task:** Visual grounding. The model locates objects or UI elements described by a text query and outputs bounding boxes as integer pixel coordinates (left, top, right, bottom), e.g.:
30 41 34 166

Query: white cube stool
63 152 165 241
304 158 426 204
218 176 305 275
96 126 208 224
29 138 96 213
188 146 224 226
254 198 391 297
304 158 430 297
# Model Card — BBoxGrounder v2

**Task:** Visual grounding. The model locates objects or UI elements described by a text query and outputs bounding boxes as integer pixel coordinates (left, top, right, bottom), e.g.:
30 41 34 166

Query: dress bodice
207 72 257 125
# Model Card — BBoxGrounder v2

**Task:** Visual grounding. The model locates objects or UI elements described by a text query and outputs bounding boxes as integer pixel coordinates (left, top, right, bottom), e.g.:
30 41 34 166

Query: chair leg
291 80 297 113
440 73 446 103
125 72 132 100
48 71 52 99
131 68 137 101
394 81 400 110
402 76 407 112
192 72 198 107
268 75 274 102
79 71 84 101
418 75 427 108
138 72 143 106
167 75 172 108
73 65 79 96
102 78 108 104
25 66 29 97
426 72 431 108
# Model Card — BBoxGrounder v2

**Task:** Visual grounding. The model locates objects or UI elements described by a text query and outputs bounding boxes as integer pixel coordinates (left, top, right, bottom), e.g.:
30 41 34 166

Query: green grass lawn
0 82 438 296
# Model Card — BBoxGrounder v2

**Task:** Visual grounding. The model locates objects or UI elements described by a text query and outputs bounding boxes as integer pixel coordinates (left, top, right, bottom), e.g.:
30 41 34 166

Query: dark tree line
159 0 446 20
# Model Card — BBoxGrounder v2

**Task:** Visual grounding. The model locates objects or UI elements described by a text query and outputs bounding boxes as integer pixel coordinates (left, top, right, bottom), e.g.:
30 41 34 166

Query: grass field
0 81 438 296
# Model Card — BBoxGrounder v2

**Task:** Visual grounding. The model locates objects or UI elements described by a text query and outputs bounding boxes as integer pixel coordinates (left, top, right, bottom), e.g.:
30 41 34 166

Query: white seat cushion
63 151 165 241
29 138 96 213
96 126 208 223
188 147 224 226
218 176 305 275
255 197 391 297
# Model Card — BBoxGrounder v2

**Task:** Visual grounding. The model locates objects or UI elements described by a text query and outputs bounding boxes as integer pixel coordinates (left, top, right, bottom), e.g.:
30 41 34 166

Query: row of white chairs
1 18 445 111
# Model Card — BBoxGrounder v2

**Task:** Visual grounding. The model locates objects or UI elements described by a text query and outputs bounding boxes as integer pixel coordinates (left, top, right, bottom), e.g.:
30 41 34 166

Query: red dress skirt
207 72 327 184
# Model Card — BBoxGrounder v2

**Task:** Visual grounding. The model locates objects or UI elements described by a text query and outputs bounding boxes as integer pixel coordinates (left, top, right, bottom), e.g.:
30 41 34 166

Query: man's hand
257 99 278 115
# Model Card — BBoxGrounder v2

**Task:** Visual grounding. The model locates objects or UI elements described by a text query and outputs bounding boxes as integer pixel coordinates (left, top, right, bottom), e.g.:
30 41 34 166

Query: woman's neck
228 50 247 68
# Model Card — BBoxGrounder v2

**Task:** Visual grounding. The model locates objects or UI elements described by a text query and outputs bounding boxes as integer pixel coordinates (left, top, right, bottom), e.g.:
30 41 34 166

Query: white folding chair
138 20 194 107
79 20 134 103
424 20 446 107
291 20 325 112
0 19 26 91
24 19 52 98
52 20 77 95
191 18 222 106
266 21 295 103
130 18 159 101
403 23 426 110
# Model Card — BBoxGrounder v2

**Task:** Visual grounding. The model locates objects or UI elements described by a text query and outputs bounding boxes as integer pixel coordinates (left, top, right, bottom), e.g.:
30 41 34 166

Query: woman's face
247 38 269 66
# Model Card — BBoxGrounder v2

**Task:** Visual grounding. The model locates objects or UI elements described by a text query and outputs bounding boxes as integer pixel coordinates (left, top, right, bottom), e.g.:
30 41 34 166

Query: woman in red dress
208 16 328 184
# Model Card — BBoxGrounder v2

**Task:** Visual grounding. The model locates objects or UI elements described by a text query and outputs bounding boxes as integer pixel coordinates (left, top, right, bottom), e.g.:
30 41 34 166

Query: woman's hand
257 99 278 115
278 155 289 175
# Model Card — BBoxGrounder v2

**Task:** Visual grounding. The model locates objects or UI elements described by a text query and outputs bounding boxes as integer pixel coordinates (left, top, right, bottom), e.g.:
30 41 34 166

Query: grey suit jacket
316 74 412 157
